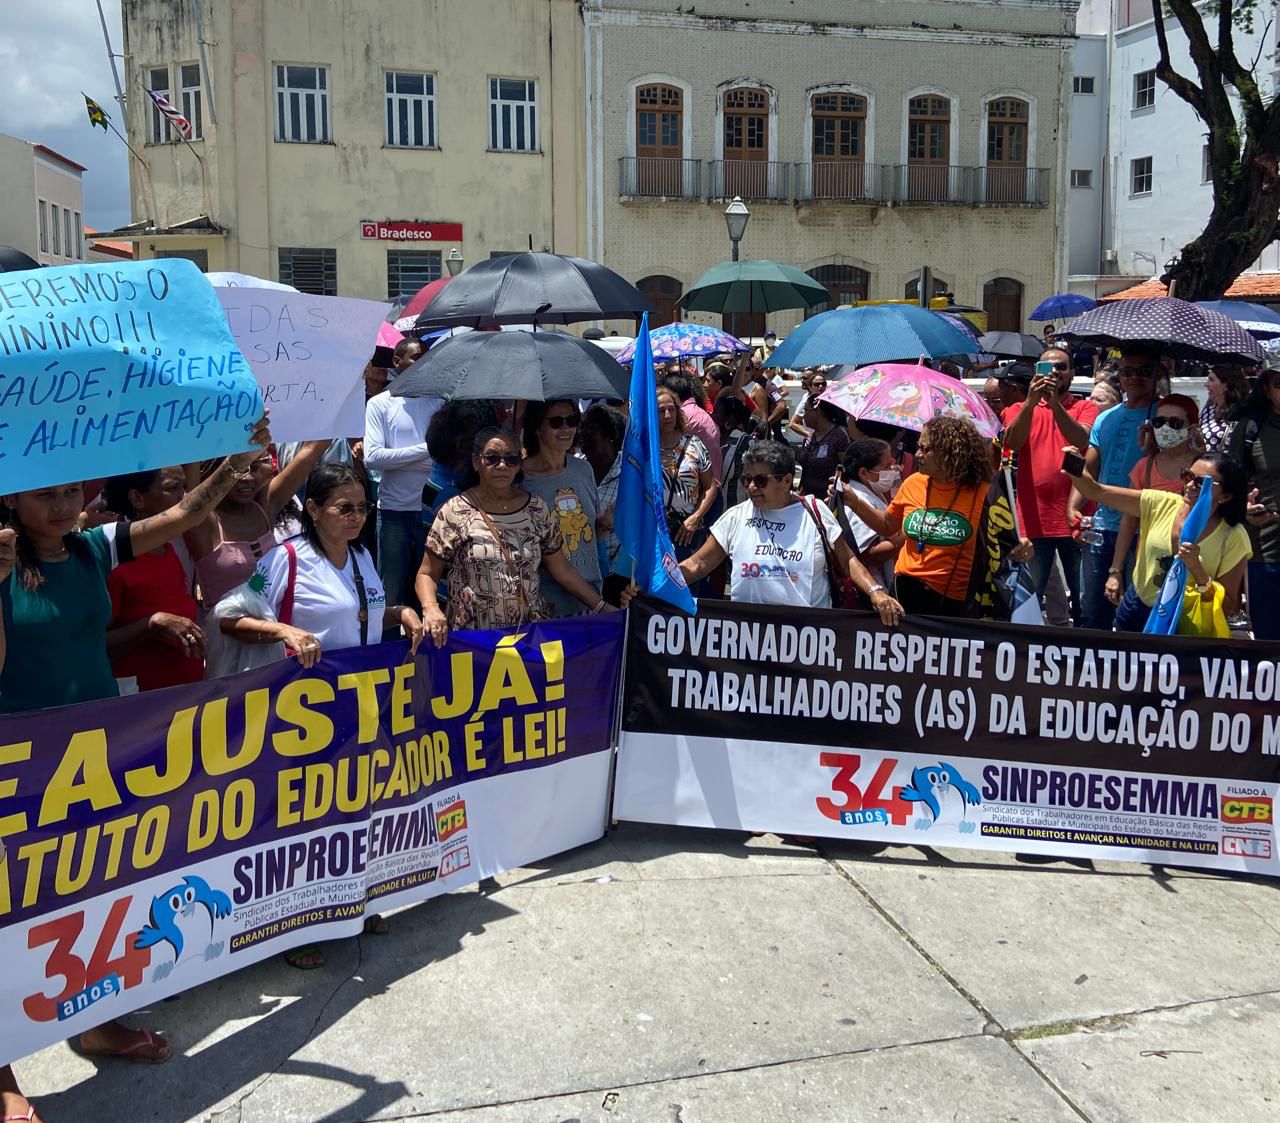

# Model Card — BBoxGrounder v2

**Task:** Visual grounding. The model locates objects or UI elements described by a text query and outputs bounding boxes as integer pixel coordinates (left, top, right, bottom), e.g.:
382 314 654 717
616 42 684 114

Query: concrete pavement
13 825 1280 1122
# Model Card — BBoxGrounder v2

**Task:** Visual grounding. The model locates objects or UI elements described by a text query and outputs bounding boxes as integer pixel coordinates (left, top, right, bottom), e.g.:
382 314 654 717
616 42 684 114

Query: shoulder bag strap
470 499 530 625
279 542 298 627
664 436 691 514
801 495 838 579
353 563 370 646
1144 455 1156 489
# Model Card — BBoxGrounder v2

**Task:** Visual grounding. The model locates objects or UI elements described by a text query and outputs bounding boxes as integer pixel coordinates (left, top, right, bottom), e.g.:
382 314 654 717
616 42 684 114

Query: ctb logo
436 801 467 842
1220 796 1273 824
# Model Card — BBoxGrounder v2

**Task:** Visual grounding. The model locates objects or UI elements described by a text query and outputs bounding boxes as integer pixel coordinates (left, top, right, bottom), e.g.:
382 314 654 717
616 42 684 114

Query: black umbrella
412 253 649 331
0 245 39 272
1057 296 1264 364
390 329 630 401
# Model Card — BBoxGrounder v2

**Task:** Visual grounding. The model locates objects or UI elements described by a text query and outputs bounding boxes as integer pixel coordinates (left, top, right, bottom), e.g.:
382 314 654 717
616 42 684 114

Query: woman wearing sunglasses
787 370 829 441
521 400 604 617
215 462 424 670
1105 394 1201 609
419 428 608 644
1064 451 1251 634
626 440 902 623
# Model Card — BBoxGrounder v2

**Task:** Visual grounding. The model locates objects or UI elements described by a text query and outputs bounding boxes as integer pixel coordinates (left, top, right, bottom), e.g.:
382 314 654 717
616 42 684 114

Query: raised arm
267 440 329 518
129 416 272 556
1061 448 1142 518
837 487 900 539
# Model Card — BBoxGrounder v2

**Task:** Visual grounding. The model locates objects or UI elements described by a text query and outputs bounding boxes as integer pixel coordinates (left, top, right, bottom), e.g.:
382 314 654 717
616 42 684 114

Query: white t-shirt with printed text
250 537 387 652
711 497 843 608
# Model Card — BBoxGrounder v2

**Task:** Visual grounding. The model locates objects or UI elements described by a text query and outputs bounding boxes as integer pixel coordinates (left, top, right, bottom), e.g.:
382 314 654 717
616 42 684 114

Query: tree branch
1216 0 1266 127
1152 0 1209 119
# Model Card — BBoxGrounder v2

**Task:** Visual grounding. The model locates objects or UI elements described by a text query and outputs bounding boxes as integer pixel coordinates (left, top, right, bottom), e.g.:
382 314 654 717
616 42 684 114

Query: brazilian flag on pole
84 94 110 131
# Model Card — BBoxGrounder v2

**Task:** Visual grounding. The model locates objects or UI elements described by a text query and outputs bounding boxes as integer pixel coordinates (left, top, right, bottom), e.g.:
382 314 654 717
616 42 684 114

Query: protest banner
616 597 1280 875
0 616 623 1067
215 290 390 442
0 259 264 490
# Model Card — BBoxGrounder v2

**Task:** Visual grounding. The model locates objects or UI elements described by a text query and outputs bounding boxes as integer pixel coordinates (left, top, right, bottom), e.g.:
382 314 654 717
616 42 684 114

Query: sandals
284 945 326 970
79 1027 172 1064
362 914 389 935
4 1107 35 1122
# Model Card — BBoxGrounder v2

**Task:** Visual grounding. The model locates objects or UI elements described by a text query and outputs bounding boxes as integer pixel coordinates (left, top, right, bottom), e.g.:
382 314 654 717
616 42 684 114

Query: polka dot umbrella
1055 296 1264 364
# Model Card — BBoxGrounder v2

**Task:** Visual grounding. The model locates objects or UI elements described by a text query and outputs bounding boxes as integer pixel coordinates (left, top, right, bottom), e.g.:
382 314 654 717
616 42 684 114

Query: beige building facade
585 0 1077 334
0 133 86 267
115 0 586 299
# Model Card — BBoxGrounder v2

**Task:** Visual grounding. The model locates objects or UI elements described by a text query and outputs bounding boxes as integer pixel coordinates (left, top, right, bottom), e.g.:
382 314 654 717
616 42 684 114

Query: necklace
913 479 965 554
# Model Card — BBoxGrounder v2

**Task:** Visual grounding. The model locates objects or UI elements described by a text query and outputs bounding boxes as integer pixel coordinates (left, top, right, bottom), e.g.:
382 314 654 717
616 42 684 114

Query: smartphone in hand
1061 449 1086 476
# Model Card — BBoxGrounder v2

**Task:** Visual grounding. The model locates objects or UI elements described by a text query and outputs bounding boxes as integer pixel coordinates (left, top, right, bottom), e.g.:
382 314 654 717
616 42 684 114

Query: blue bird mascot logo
901 762 982 833
135 874 233 981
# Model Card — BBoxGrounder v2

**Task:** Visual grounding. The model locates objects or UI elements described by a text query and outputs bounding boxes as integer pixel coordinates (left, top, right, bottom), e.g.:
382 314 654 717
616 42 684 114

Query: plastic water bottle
1079 515 1103 546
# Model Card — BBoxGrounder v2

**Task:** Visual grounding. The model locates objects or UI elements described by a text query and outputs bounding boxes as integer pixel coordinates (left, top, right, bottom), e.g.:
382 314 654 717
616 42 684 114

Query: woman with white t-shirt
627 441 903 623
216 463 425 668
837 438 905 592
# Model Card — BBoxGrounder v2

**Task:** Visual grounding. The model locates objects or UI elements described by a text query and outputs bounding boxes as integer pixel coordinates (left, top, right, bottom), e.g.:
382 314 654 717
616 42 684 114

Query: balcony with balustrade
618 157 703 201
795 162 891 204
707 160 791 202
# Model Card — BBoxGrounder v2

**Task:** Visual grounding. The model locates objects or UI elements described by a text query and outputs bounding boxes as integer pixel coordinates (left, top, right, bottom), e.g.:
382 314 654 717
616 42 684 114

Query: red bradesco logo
360 221 378 239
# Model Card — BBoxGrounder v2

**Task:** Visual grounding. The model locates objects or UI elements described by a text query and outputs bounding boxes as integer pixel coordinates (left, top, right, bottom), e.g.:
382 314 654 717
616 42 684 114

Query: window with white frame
73 211 82 258
387 250 442 299
38 200 48 252
1202 143 1212 183
180 62 203 139
1133 69 1156 110
278 247 337 294
147 65 172 143
1073 75 1095 95
489 78 537 152
1131 156 1153 195
64 209 74 261
1071 169 1093 188
50 203 60 256
385 71 436 148
275 64 331 143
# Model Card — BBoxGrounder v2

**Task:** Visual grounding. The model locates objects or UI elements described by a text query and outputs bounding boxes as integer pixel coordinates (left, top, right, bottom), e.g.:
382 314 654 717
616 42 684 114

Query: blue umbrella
762 305 977 369
1195 300 1280 340
1030 293 1097 321
1144 478 1215 636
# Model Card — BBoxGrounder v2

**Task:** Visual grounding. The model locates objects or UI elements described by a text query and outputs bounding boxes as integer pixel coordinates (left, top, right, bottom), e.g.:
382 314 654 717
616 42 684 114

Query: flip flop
284 945 326 969
4 1107 35 1122
80 1028 172 1065
362 914 389 935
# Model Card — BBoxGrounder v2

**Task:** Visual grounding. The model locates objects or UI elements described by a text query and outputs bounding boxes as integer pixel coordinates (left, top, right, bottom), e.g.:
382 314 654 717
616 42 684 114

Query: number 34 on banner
23 896 150 1023
816 752 912 827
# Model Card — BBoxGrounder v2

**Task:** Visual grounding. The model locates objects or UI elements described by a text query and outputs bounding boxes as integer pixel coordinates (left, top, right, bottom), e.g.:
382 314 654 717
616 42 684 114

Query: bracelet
1107 567 1122 577
1195 579 1214 594
866 584 885 597
592 598 607 613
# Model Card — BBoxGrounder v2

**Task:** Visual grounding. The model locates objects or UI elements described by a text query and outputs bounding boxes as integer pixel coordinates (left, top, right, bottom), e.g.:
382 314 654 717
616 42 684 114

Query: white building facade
587 0 1079 334
0 133 86 267
1067 0 1280 295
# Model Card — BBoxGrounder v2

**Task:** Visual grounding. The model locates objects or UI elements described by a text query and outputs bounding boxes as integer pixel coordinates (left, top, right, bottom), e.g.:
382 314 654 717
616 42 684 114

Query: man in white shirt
364 338 437 632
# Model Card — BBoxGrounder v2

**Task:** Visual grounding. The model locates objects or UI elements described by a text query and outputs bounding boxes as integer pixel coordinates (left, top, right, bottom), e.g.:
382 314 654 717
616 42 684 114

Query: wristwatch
1106 567 1122 577
1195 579 1214 594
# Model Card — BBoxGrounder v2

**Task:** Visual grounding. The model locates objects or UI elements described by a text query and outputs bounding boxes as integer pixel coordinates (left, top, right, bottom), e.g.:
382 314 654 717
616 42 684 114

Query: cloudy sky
0 0 131 231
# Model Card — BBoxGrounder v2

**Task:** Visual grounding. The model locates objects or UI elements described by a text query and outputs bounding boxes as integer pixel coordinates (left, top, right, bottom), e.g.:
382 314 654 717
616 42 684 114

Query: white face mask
1153 423 1189 450
875 468 902 492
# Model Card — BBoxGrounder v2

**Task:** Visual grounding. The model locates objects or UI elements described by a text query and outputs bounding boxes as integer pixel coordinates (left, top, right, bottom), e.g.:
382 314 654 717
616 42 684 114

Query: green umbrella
679 259 830 315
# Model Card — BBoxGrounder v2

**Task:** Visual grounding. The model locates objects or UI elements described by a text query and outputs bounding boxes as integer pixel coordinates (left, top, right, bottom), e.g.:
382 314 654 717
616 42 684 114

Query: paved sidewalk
13 825 1280 1122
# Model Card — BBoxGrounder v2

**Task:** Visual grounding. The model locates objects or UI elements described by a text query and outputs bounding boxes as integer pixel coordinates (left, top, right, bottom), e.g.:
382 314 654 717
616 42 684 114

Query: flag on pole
84 94 110 131
1145 477 1215 635
146 88 192 140
614 313 697 615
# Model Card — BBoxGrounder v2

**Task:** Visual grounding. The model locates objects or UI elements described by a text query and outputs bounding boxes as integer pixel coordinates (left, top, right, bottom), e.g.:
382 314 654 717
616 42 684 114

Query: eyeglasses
916 443 932 455
544 416 579 430
810 381 827 392
742 473 784 489
1153 416 1188 431
1180 469 1214 487
330 503 370 519
480 452 522 467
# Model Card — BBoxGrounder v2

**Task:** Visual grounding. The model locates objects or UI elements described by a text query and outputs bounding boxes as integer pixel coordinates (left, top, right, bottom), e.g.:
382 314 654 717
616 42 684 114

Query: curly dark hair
920 416 993 488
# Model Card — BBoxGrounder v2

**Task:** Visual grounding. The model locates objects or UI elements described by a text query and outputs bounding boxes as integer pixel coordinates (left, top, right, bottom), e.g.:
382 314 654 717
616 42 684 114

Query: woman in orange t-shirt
839 416 992 617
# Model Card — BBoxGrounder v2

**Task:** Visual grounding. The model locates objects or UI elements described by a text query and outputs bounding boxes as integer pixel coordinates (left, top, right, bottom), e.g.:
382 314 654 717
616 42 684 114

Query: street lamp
445 248 464 276
724 196 750 261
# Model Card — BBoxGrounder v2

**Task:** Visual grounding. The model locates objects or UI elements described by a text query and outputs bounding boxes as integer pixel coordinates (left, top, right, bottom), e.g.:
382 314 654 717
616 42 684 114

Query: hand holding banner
216 290 390 442
0 259 264 490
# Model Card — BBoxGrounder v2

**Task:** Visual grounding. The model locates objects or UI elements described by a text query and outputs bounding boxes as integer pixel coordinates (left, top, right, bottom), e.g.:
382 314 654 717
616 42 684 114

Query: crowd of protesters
5 317 1280 1122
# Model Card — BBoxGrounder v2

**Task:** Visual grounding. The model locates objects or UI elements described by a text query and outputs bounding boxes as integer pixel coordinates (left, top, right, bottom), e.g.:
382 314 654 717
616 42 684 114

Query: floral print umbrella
816 362 1000 440
614 322 751 364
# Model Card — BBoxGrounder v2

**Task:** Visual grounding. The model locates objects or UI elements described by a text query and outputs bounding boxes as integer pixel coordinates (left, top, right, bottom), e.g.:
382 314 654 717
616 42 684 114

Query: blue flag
614 313 697 614
1145 477 1215 635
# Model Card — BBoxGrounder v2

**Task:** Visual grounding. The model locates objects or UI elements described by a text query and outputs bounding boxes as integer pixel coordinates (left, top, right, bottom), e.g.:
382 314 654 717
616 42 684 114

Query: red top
1002 393 1100 538
107 545 203 692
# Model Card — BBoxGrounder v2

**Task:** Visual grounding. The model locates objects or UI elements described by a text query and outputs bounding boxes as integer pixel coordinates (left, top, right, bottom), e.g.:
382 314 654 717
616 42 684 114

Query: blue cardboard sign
0 258 264 490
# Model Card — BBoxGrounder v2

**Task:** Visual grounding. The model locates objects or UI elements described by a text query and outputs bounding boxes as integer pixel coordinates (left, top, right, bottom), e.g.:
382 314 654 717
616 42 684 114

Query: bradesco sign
359 220 463 242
